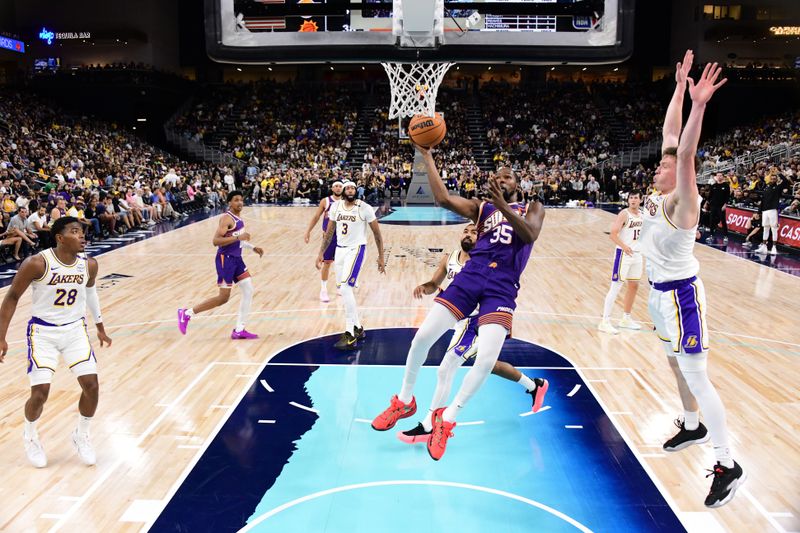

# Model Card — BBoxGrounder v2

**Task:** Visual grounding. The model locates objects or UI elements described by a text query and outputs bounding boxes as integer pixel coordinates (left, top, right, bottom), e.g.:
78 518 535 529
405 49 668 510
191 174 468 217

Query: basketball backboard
206 0 634 64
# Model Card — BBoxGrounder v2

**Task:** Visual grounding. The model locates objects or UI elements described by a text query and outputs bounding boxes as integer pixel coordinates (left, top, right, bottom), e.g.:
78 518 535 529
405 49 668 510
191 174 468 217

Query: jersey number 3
54 289 78 307
341 223 349 235
489 225 513 244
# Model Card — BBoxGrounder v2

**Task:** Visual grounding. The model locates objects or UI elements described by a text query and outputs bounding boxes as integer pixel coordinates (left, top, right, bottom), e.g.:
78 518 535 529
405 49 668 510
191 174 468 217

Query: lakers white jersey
31 248 89 325
640 193 700 283
618 208 643 252
330 199 376 247
442 249 465 291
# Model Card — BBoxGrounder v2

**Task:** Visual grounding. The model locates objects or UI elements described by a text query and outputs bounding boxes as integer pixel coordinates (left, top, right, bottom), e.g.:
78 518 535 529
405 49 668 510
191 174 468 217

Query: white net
381 62 454 119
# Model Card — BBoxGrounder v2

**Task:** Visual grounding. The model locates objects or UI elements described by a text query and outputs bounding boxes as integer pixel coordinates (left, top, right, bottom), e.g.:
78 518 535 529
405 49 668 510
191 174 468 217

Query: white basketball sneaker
618 315 642 330
24 434 47 468
597 320 619 335
72 430 97 466
319 288 330 303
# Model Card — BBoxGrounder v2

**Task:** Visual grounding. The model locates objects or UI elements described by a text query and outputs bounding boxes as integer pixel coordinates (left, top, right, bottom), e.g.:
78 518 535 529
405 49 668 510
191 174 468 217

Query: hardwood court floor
0 206 797 532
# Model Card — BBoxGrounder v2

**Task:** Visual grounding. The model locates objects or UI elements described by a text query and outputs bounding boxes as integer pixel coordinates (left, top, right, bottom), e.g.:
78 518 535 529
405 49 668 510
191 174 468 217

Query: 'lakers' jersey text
618 208 643 252
329 200 376 247
639 193 701 283
31 248 89 325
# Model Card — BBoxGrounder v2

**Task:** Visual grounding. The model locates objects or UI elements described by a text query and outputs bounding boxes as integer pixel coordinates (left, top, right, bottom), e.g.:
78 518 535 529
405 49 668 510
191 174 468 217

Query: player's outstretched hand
676 49 693 86
98 330 112 347
315 254 324 271
688 62 727 105
412 142 432 158
0 339 7 362
413 282 436 299
377 256 386 274
488 175 507 207
254 247 264 258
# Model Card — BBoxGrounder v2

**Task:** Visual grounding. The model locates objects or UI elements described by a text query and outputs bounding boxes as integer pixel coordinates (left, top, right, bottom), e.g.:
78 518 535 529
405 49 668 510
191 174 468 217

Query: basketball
408 113 446 148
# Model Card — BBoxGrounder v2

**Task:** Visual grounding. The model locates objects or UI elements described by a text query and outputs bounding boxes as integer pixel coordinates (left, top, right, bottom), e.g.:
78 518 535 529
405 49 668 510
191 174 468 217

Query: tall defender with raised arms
641 51 744 507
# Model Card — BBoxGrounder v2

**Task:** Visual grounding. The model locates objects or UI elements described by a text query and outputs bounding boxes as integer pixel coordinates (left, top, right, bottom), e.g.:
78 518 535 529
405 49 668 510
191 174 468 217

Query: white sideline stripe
119 499 164 523
742 488 790 533
257 420 276 424
260 379 274 392
289 401 318 414
519 405 551 417
354 418 372 424
565 425 583 429
459 421 484 426
678 512 726 533
567 384 581 397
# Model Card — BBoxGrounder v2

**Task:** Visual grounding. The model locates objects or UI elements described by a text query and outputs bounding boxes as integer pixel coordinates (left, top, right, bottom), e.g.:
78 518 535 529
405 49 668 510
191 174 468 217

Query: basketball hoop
381 62 454 119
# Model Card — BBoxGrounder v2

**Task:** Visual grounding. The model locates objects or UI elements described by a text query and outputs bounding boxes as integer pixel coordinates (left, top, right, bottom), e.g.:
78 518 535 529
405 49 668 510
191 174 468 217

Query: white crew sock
683 410 700 431
320 280 327 291
185 308 195 317
77 414 92 437
24 417 38 439
517 373 536 392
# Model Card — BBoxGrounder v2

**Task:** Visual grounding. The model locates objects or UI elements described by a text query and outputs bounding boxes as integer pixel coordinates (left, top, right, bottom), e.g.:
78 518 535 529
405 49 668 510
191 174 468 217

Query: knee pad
676 351 708 374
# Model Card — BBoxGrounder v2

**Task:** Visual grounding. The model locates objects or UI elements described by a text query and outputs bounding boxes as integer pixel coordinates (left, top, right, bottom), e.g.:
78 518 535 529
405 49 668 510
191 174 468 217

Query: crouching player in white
0 216 112 468
642 53 744 507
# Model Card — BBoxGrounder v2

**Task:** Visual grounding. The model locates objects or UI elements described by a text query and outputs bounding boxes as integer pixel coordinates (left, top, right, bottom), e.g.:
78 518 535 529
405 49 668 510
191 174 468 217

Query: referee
757 173 786 255
705 173 730 244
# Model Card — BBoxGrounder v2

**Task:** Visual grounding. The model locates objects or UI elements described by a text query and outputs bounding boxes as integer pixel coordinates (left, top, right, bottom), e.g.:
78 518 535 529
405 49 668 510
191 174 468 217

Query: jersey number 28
54 289 78 307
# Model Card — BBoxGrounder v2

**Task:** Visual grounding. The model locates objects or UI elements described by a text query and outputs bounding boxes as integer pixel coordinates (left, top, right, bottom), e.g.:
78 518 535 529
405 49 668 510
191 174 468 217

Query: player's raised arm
610 210 632 255
86 257 112 347
413 254 448 299
0 255 45 361
662 49 693 153
673 63 727 228
414 144 480 222
304 198 327 243
212 215 242 247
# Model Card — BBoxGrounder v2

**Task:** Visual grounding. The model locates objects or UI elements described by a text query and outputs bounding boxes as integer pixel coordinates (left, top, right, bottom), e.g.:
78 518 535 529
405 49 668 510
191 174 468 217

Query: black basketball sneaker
663 418 709 452
354 326 366 341
397 423 431 444
704 461 746 508
334 331 358 350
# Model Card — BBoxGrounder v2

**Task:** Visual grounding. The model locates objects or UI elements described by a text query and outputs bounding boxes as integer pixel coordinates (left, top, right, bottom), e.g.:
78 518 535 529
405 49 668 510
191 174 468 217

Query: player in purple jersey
372 145 545 461
304 181 343 303
177 190 264 339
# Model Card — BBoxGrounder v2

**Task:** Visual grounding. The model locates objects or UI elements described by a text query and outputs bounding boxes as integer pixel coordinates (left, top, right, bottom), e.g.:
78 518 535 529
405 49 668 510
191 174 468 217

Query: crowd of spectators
0 90 235 262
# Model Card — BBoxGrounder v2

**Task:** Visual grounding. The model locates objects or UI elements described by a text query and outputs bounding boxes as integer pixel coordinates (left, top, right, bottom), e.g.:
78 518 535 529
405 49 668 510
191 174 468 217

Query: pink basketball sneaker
231 329 259 340
177 309 191 335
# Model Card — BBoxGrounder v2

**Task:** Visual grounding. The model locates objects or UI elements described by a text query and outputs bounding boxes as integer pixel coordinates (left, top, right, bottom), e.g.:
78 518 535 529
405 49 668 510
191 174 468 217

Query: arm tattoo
319 222 336 255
